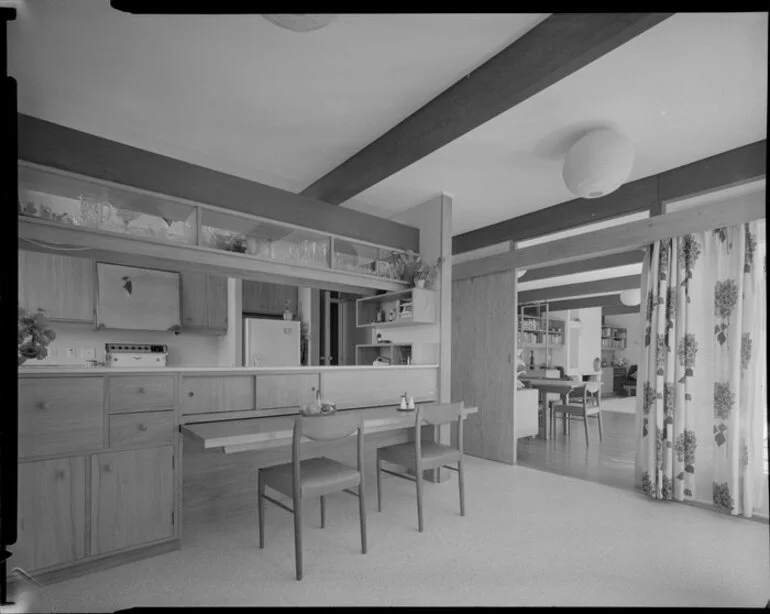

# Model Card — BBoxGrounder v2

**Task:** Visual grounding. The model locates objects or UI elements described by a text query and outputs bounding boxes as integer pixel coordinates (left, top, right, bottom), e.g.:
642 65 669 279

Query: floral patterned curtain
635 220 767 518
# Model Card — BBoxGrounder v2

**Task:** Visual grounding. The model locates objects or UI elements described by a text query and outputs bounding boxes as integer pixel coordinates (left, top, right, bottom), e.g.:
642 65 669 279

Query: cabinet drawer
109 411 176 449
256 374 319 410
109 375 175 413
181 376 255 415
18 378 104 459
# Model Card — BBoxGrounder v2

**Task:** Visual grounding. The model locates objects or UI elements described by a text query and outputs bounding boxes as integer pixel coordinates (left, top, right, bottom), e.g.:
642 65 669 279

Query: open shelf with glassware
518 303 564 348
17 162 413 293
355 341 439 366
601 325 627 349
355 287 437 328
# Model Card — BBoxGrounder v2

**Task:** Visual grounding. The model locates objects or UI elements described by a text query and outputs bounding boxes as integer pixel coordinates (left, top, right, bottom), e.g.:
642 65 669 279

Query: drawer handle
139 423 149 431
104 464 113 472
138 387 146 394
187 391 194 397
55 470 66 480
37 402 50 411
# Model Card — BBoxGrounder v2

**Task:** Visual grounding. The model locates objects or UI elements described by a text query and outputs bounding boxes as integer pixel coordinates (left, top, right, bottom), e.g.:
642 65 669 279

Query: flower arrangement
18 307 57 365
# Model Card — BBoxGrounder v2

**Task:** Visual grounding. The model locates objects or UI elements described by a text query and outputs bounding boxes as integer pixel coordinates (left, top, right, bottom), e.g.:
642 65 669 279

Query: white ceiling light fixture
262 14 338 32
562 128 635 199
620 288 641 306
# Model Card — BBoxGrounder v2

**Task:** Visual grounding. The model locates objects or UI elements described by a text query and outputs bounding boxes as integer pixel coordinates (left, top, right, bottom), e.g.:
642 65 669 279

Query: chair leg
597 412 604 442
583 414 590 447
320 495 326 529
376 450 383 512
358 481 367 555
458 457 465 517
563 412 567 435
416 467 425 533
257 469 265 549
293 496 303 581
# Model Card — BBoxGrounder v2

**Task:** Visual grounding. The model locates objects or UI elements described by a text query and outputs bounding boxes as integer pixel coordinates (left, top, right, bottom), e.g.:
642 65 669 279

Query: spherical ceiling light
262 14 338 32
562 128 634 199
619 288 641 306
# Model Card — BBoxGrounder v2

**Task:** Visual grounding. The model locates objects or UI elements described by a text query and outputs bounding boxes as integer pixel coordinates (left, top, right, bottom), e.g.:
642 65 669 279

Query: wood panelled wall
242 280 298 317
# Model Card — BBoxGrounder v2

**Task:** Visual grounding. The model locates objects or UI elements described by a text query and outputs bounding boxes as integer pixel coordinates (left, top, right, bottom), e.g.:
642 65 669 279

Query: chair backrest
414 402 465 462
291 412 365 495
566 382 589 406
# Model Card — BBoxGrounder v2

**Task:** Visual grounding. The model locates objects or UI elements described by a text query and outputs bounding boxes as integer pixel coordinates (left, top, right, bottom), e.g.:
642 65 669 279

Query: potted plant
18 306 57 366
413 257 443 289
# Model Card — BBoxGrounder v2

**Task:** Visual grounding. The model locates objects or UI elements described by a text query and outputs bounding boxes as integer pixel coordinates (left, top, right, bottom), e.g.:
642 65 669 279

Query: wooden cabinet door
242 280 297 316
18 251 94 322
18 377 104 459
15 457 86 571
91 446 175 555
180 272 228 332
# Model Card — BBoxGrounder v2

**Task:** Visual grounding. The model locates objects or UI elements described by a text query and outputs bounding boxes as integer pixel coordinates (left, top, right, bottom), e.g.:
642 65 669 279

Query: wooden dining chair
257 412 366 581
551 383 603 446
375 402 465 533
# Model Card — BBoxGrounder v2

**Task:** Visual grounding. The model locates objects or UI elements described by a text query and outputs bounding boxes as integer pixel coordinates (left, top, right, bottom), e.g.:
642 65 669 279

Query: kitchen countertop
18 364 440 375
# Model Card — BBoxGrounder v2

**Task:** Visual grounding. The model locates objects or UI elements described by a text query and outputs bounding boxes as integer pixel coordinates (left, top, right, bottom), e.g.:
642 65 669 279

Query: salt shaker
407 396 415 410
399 393 408 410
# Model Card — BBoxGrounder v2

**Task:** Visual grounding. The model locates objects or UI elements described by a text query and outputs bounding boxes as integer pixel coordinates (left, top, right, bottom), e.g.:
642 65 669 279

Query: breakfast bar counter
181 403 478 454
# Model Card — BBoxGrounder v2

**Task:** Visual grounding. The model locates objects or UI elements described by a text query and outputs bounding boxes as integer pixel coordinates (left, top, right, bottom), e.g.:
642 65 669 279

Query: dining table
520 378 584 440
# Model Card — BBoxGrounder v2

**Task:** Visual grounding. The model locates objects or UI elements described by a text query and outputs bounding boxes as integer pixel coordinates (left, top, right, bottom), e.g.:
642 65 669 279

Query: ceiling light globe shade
620 288 641 306
262 14 338 32
562 128 634 199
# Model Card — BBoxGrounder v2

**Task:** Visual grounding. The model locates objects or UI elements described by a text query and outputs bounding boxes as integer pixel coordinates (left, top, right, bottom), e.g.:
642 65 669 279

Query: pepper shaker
407 396 415 410
399 393 408 410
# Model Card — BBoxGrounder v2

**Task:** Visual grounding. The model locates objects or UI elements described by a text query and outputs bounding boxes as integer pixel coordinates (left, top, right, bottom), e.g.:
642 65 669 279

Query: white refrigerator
243 317 301 367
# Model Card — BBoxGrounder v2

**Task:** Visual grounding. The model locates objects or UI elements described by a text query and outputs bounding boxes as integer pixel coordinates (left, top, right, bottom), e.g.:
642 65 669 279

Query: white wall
603 312 643 368
547 307 601 374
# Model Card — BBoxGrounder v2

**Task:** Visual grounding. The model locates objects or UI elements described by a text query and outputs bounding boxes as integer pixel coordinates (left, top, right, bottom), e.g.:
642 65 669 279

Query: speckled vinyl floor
18 456 770 610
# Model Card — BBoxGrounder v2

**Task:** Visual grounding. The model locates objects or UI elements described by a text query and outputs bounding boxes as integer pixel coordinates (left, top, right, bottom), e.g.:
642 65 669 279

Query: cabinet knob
104 464 113 472
56 470 66 480
139 423 149 431
187 391 194 397
138 387 146 394
38 401 50 411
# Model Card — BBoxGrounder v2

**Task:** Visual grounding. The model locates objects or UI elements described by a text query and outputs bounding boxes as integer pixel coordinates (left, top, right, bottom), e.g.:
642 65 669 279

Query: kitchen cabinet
91 446 175 555
242 280 298 317
15 457 86 571
181 375 255 415
18 377 104 459
96 263 181 332
256 374 319 410
18 251 95 322
180 271 228 333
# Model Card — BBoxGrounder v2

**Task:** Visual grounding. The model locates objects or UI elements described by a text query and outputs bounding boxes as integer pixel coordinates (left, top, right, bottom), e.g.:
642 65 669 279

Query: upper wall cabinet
242 280 298 317
18 163 413 294
180 272 228 334
356 288 437 329
96 263 181 332
18 251 95 322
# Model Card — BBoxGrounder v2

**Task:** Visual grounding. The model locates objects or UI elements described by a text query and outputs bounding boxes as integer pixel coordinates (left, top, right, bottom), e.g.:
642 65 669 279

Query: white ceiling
8 7 767 241
348 12 768 234
8 2 544 194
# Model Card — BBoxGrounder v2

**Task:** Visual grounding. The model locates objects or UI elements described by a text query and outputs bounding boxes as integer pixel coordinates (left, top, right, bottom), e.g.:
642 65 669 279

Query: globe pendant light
262 14 338 32
562 128 634 199
619 288 641 306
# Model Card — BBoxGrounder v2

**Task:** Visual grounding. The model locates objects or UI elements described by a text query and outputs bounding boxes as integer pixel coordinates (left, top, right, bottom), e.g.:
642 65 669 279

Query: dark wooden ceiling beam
17 114 419 252
519 275 639 304
539 294 624 311
454 139 766 255
301 13 673 206
602 305 641 316
518 250 644 283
